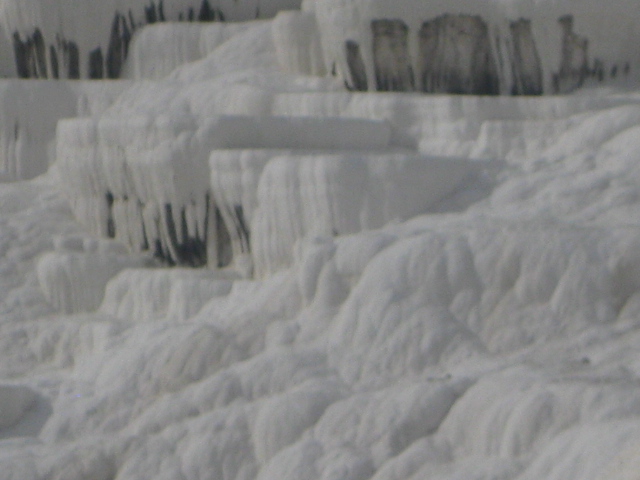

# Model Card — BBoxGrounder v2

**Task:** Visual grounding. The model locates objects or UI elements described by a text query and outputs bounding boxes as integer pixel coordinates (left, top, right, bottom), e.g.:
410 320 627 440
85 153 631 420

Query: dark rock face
104 193 214 268
50 45 59 78
12 28 48 78
554 15 589 93
213 201 251 270
345 40 368 91
145 2 159 23
335 12 626 95
215 206 232 268
233 205 250 254
371 19 415 92
198 3 214 22
12 33 28 78
84 11 134 79
103 187 223 268
105 192 116 239
106 13 132 79
88 48 104 79
9 0 228 79
162 203 209 267
60 38 80 79
509 19 543 95
32 28 48 78
418 15 499 95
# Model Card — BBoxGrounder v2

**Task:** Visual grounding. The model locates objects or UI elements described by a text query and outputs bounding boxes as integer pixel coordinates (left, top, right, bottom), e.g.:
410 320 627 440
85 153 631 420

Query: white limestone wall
0 80 129 181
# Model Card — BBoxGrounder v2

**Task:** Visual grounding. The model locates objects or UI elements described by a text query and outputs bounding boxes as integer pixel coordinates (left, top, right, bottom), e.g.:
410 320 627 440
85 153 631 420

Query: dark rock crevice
145 2 160 24
88 48 104 79
55 35 80 78
371 19 415 92
158 202 209 267
337 12 627 96
215 205 232 268
103 191 217 268
232 205 250 255
10 0 227 80
32 29 48 78
50 45 59 78
509 19 542 95
553 15 589 93
12 28 48 78
106 12 132 79
105 192 116 239
12 32 29 78
198 0 223 22
418 14 499 95
345 40 368 91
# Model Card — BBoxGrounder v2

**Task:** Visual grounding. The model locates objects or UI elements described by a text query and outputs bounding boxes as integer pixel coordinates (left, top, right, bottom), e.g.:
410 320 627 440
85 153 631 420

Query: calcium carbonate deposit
0 0 639 479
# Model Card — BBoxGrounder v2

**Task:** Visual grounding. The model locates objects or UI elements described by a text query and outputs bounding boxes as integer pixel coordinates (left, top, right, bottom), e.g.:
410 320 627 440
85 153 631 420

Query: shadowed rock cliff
7 0 297 79
313 0 637 96
418 14 500 95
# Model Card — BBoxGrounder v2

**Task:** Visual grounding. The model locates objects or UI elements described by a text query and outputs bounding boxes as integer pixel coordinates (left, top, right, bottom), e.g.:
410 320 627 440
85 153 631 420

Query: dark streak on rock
345 40 368 91
154 238 170 265
145 2 158 24
163 203 179 264
32 29 48 78
177 206 207 267
233 205 250 254
198 0 223 22
158 0 166 22
106 13 128 79
592 59 604 82
215 206 232 268
67 41 80 78
140 197 212 267
122 14 132 58
50 45 59 78
553 15 589 93
418 14 499 95
57 36 80 79
12 29 48 78
88 48 103 79
140 203 150 251
509 19 542 95
105 192 116 238
198 0 215 21
12 33 29 78
371 19 415 92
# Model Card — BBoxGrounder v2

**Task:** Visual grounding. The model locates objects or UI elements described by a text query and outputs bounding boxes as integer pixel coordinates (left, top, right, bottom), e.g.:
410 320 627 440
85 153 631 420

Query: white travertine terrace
0 2 640 480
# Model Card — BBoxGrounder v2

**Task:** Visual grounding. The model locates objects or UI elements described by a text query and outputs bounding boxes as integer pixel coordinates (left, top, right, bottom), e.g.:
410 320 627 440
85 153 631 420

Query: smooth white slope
45 92 640 480
121 21 255 80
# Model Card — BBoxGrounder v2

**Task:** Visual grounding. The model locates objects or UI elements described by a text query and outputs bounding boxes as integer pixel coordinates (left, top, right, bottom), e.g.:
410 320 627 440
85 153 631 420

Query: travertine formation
341 14 622 95
3 0 302 79
2 0 639 94
311 0 640 95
